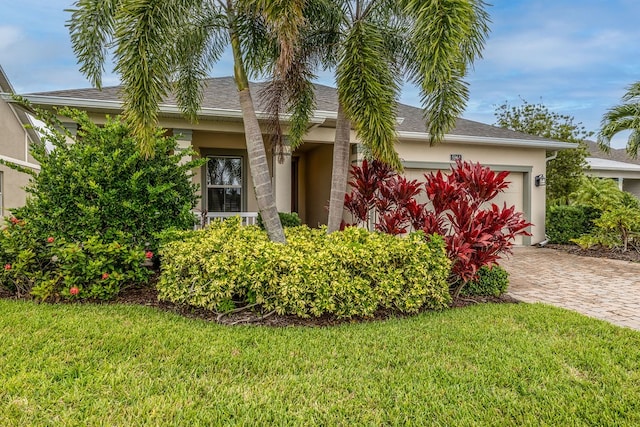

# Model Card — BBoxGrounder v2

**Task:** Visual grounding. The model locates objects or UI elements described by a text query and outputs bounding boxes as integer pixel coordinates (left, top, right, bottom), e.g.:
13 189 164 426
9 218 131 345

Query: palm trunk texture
230 20 285 243
327 103 351 233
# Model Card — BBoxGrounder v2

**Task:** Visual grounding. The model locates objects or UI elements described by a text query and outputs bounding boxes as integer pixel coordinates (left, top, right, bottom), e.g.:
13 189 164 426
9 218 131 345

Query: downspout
538 151 559 247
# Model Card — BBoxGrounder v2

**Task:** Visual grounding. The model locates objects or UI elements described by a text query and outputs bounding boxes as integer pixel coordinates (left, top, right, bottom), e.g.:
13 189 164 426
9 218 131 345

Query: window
207 156 243 212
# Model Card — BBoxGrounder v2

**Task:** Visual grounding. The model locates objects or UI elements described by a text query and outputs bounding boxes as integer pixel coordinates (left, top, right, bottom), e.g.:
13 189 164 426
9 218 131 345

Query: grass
1 301 639 426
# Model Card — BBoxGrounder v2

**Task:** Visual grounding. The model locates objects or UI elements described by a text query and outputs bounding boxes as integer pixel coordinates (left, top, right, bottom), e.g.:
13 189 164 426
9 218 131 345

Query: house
585 141 640 197
10 77 574 244
0 65 40 219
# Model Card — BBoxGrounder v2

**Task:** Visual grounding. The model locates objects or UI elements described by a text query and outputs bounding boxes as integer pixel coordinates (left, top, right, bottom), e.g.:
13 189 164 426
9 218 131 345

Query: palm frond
622 81 640 102
259 0 340 154
627 130 640 159
421 69 469 144
402 0 489 143
599 102 640 153
241 0 307 78
235 7 277 78
172 4 228 122
67 0 124 89
112 0 202 156
337 20 401 170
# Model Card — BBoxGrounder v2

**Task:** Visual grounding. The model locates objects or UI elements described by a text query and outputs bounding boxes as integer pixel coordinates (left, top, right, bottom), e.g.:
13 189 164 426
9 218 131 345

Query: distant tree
494 100 591 205
599 81 640 158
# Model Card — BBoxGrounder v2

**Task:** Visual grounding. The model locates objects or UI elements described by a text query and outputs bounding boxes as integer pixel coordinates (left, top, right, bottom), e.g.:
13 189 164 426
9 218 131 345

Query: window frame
201 149 247 213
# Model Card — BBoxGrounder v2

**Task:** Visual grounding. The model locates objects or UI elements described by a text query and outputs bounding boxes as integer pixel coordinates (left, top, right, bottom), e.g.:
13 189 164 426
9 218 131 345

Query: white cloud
0 26 22 52
483 23 630 72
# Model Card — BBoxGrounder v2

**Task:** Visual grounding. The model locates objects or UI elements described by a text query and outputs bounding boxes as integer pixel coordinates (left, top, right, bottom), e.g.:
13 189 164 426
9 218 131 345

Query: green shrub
461 266 509 297
0 106 203 299
157 218 451 318
257 212 302 229
8 107 204 249
572 206 640 251
546 205 599 244
0 220 151 300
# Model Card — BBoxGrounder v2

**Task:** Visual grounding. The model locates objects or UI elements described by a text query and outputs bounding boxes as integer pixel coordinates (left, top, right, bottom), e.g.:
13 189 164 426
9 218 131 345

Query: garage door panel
404 169 525 245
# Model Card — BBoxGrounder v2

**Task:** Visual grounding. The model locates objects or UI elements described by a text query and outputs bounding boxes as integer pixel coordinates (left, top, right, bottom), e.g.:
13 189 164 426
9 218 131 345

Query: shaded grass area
1 301 639 426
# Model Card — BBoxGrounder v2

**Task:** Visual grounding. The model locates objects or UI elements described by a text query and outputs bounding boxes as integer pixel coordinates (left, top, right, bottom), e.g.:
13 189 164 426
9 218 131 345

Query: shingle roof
31 76 556 142
585 140 640 165
587 157 640 171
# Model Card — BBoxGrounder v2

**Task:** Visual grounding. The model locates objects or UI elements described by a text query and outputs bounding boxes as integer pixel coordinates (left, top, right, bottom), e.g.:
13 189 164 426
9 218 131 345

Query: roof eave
398 131 576 150
8 93 574 149
8 93 329 125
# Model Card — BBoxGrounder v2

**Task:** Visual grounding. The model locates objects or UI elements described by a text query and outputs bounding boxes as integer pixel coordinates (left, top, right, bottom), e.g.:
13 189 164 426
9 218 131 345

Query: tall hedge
546 205 599 244
1 107 204 300
10 108 204 248
157 218 452 318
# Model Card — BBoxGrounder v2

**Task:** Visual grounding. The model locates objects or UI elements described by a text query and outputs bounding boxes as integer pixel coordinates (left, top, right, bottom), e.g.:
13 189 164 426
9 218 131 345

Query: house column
173 129 193 165
273 144 292 213
58 122 78 145
619 177 624 191
350 143 362 164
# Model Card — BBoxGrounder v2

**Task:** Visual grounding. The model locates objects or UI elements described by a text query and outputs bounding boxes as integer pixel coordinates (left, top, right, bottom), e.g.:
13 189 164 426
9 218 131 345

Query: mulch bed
110 287 520 327
543 243 640 263
0 283 519 327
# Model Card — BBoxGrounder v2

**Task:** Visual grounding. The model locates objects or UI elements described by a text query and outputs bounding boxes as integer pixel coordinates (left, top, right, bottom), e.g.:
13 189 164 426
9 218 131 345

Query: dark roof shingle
585 140 640 165
31 76 556 142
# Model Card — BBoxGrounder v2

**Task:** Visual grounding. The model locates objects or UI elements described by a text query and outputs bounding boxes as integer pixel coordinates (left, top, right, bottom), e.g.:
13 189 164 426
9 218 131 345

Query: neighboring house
0 65 40 219
12 77 574 245
585 141 640 197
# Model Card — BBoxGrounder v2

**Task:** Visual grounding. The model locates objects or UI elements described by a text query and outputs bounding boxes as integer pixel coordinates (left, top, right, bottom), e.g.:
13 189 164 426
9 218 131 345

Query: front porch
194 211 259 228
176 127 356 229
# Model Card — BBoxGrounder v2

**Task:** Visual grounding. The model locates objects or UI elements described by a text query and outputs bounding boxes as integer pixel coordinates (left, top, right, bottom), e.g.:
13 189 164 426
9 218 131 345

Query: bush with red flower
343 160 531 297
0 221 151 300
0 105 203 300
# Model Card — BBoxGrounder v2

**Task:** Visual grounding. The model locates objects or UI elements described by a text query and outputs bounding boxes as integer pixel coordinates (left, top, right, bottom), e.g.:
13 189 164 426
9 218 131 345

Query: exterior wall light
535 174 546 187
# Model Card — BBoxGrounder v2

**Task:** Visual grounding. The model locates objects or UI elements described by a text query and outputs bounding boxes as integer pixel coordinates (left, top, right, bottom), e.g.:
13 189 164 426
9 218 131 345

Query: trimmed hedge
157 218 452 318
546 205 600 244
462 266 509 297
257 212 302 229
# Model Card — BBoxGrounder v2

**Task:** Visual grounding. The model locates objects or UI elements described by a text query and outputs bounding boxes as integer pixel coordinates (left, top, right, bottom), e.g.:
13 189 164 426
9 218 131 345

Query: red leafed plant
343 159 531 297
342 160 422 235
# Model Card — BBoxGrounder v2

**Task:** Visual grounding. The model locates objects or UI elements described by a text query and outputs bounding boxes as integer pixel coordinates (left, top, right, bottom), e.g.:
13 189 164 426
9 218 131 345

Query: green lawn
1 301 639 426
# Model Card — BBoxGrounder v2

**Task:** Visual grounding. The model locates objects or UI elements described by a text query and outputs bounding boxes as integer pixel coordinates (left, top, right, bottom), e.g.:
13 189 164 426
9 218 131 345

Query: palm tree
599 81 640 159
570 176 623 209
67 0 309 244
263 0 490 233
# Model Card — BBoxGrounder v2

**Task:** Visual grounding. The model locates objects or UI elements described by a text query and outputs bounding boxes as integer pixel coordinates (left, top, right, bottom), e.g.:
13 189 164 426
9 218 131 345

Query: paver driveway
501 246 640 330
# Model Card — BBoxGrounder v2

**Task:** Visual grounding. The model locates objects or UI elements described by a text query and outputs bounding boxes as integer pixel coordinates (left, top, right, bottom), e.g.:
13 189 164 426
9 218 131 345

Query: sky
1 0 639 148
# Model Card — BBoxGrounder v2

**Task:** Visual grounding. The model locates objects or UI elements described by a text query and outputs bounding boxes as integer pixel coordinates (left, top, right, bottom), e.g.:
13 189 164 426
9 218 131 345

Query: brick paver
501 246 640 330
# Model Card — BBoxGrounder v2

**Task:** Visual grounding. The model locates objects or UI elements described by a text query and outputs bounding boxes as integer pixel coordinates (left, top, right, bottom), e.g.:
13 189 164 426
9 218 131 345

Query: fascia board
398 131 576 150
8 94 327 125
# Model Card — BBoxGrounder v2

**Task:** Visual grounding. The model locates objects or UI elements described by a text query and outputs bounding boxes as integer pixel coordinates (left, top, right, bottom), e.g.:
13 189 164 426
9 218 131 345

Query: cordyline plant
343 160 531 298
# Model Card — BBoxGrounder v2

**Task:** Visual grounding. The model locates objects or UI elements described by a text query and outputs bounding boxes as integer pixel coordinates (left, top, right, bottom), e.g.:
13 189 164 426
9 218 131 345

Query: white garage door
404 169 525 245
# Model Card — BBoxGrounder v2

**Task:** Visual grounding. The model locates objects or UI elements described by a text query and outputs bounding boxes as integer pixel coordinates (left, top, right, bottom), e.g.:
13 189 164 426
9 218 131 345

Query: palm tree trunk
327 103 351 233
230 21 285 243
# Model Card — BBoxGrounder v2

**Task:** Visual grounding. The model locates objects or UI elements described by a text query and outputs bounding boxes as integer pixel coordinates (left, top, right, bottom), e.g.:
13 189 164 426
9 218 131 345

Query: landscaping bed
544 243 640 263
0 284 519 327
112 286 519 327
